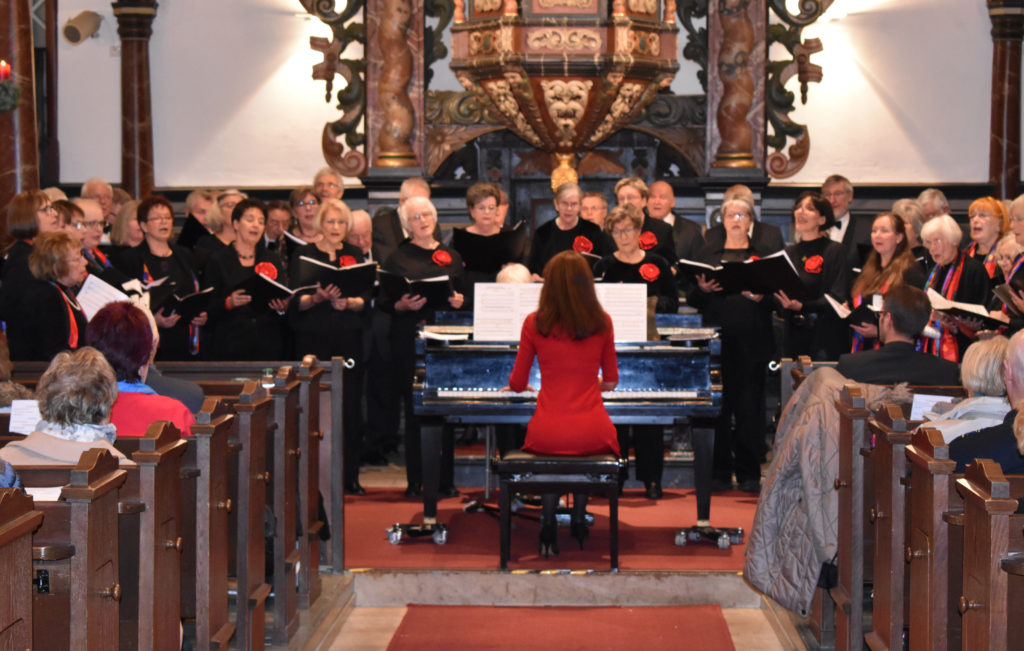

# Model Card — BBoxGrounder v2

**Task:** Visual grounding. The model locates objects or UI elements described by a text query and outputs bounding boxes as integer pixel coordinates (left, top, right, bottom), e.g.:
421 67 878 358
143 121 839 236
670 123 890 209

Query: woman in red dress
507 250 619 556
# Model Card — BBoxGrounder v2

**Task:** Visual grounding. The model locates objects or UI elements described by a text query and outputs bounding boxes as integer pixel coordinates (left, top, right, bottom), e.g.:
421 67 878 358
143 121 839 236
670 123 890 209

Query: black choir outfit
114 242 204 361
0 240 43 360
7 280 86 362
638 216 676 269
83 247 132 289
289 242 371 489
450 225 529 305
527 218 614 276
192 233 230 277
593 252 678 314
378 240 466 493
921 252 990 362
202 246 288 361
779 238 851 361
848 263 926 352
176 213 210 251
688 243 776 489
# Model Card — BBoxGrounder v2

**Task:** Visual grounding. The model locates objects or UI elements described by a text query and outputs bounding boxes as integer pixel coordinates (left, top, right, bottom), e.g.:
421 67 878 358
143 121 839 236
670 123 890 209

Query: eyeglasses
76 220 104 229
37 205 57 215
316 182 339 189
724 212 749 220
611 226 636 237
473 204 498 214
146 214 173 223
296 199 317 208
408 212 432 222
823 191 850 200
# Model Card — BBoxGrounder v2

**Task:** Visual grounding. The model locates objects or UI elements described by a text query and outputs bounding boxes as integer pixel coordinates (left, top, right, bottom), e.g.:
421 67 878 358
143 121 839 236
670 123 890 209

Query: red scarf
921 253 966 362
966 241 998 278
54 283 81 348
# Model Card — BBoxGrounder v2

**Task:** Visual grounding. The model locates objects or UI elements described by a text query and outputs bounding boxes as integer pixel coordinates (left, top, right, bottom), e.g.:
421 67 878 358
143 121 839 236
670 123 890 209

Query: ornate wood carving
371 0 419 167
708 0 761 170
304 0 367 176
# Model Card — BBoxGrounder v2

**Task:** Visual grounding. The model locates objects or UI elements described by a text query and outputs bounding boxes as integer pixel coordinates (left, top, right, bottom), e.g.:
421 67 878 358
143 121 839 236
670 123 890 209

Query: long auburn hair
852 212 917 297
535 250 608 340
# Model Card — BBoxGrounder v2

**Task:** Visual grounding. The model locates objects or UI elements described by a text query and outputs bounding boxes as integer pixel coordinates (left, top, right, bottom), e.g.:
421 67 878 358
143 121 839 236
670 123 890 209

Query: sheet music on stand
472 282 647 341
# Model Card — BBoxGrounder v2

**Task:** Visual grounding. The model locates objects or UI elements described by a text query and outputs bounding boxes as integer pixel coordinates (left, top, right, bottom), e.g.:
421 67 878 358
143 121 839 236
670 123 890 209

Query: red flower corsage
254 261 277 280
639 263 660 282
572 236 593 253
431 249 452 266
638 231 658 250
804 254 824 274
338 255 358 268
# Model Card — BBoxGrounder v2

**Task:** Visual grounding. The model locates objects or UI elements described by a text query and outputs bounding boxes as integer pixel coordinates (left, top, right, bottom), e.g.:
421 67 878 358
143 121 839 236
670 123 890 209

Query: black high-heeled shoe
570 519 589 550
538 522 559 558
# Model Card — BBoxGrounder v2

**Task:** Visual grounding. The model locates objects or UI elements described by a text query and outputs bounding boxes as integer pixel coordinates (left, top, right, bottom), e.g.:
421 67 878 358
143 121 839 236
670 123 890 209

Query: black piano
409 313 724 539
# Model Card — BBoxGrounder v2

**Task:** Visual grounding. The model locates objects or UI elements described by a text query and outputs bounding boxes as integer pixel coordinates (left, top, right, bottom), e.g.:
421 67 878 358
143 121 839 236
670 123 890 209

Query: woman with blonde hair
507 250 619 554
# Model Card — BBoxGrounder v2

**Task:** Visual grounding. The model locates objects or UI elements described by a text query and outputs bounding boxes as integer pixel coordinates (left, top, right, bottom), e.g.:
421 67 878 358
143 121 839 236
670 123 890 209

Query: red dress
508 313 619 456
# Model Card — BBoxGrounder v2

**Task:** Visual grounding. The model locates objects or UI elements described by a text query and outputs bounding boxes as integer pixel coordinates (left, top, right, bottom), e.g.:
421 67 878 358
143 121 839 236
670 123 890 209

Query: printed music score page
472 283 647 341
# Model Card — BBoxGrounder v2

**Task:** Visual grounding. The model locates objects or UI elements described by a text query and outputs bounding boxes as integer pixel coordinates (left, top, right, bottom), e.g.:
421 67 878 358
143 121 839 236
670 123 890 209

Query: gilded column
112 0 157 198
706 0 766 170
365 0 423 168
988 0 1024 199
0 0 39 212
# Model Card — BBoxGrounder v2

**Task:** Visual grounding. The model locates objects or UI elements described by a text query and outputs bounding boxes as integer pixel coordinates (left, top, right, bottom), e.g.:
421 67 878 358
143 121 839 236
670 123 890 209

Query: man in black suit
703 184 785 254
837 284 960 385
949 329 1024 473
823 174 872 267
614 177 676 264
371 177 434 263
647 180 704 261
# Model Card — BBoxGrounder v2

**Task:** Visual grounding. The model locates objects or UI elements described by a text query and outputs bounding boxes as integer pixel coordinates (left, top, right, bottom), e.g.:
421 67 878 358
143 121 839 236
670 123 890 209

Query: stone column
988 0 1024 199
112 0 157 198
706 0 766 171
0 0 39 213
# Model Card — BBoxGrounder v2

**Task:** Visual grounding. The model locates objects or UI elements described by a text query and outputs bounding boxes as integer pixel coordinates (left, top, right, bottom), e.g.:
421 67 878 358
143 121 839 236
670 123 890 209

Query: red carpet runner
386 604 736 650
345 488 757 571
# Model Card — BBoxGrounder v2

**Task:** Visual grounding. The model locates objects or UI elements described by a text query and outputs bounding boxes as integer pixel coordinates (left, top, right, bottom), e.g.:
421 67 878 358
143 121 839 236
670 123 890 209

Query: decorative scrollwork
425 90 504 125
627 0 657 13
541 79 594 147
482 79 544 147
537 0 593 7
425 0 455 86
676 0 708 92
632 93 705 127
302 0 367 176
764 2 827 178
526 28 601 51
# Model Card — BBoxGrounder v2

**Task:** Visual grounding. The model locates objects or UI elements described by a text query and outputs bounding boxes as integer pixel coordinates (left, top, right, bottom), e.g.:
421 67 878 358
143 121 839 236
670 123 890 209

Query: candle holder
0 81 20 113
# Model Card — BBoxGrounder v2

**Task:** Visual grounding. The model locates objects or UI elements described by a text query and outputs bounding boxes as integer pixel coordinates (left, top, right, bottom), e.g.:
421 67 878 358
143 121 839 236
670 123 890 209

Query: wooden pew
956 459 1024 650
21 449 128 650
296 356 325 607
832 384 872 651
328 356 351 573
864 404 912 651
187 397 238 649
0 488 44 649
230 382 273 651
267 367 301 645
904 426 962 651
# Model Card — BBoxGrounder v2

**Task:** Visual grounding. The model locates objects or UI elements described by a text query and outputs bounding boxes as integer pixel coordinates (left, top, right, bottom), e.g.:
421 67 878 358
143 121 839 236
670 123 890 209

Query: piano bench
492 451 625 571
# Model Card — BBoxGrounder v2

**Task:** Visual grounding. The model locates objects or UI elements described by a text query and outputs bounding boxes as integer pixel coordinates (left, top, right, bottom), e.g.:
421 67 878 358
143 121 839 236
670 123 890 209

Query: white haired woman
920 214 990 362
378 196 465 497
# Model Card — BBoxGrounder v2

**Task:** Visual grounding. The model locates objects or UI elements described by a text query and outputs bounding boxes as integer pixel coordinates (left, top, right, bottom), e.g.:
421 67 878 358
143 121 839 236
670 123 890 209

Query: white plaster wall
56 0 1001 189
783 0 992 184
59 0 347 188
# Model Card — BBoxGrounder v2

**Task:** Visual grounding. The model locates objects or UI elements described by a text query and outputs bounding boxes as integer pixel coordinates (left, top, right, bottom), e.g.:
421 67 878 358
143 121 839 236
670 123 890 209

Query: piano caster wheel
432 528 448 545
717 534 731 550
674 531 688 547
386 525 403 545
729 529 745 545
688 530 703 543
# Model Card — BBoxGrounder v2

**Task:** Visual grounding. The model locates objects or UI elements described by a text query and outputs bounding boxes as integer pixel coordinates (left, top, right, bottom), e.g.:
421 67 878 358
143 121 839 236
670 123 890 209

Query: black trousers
713 350 767 485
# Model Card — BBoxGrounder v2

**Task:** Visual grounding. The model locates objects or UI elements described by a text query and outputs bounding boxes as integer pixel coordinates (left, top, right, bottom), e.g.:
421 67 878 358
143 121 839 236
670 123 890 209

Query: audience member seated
0 459 22 490
949 329 1024 473
837 285 959 385
0 348 129 466
86 302 194 437
9 232 88 362
923 335 1010 442
506 250 619 556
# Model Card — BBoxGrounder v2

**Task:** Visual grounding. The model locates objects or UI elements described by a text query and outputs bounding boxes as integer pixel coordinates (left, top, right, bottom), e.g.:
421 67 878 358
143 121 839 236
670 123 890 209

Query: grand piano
407 313 726 545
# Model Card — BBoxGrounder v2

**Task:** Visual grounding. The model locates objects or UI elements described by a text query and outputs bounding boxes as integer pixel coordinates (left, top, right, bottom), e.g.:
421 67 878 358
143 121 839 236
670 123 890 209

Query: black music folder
678 250 806 298
294 256 377 296
451 223 528 273
825 294 879 326
155 287 214 321
926 288 1007 330
377 270 453 310
233 273 313 311
992 283 1023 318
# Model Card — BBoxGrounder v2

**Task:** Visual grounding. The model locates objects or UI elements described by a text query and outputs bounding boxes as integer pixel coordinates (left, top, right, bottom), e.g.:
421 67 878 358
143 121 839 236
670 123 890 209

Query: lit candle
0 60 10 82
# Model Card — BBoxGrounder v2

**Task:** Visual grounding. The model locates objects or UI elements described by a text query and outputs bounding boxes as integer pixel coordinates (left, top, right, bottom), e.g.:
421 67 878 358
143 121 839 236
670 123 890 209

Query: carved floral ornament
541 79 594 147
526 28 602 51
585 81 644 147
475 0 501 11
482 79 544 147
627 0 657 14
537 0 594 8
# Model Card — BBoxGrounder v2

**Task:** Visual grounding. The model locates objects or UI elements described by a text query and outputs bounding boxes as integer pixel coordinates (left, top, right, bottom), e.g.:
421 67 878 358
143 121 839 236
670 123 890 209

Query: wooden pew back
267 366 301 645
296 356 325 607
0 488 43 650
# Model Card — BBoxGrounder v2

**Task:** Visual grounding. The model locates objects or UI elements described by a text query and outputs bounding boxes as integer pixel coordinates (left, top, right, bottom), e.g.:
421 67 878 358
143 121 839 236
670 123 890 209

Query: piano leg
421 422 441 523
692 425 713 522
